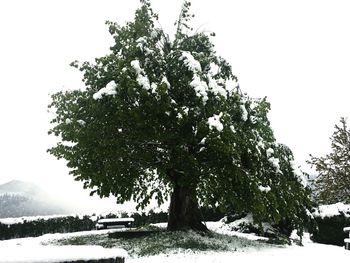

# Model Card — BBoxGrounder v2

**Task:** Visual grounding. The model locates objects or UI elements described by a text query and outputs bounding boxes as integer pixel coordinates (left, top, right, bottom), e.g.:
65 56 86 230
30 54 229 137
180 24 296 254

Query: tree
308 117 350 204
48 0 311 232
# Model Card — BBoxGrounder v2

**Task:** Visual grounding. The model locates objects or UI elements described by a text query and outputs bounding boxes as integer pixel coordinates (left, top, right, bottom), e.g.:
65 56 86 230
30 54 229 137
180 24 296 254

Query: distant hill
0 180 68 218
0 180 43 196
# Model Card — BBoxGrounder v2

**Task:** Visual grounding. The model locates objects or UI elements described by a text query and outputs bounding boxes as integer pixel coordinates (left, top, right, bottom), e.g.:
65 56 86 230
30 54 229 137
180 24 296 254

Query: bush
224 213 294 244
310 203 350 246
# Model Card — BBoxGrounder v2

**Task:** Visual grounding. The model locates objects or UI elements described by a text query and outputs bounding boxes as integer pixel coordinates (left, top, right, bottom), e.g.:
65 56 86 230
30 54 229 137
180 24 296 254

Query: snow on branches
93 81 117 100
130 60 151 91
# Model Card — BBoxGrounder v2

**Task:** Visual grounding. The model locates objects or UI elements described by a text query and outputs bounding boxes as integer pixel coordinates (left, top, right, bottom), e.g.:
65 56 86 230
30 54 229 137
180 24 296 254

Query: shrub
310 203 350 246
224 213 295 244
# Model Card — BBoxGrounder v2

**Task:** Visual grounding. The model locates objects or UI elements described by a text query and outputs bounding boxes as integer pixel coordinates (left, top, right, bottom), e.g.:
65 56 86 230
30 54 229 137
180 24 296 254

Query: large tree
48 1 311 232
308 117 350 204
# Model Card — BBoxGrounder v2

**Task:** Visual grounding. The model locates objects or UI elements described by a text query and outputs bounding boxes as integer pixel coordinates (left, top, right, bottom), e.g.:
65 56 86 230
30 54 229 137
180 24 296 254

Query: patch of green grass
45 228 274 257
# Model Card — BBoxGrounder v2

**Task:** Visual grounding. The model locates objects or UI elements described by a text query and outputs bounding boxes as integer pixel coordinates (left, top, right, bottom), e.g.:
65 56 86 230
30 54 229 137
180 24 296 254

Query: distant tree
308 117 350 204
48 0 312 232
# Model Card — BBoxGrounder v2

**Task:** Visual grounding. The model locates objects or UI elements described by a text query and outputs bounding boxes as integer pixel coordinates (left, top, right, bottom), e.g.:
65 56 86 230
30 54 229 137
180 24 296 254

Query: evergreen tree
48 0 311 232
308 117 350 204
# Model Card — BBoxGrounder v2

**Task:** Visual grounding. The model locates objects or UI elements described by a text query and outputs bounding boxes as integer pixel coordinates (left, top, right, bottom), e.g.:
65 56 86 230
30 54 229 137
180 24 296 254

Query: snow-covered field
0 245 127 263
128 242 348 263
0 222 348 262
0 229 126 263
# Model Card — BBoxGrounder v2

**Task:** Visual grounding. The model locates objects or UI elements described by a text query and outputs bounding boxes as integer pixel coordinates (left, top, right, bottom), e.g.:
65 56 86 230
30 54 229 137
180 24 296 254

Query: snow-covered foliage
190 75 209 103
181 51 202 72
207 75 227 98
130 60 151 91
93 81 117 100
258 185 271 193
291 160 308 187
48 0 312 234
312 202 350 219
240 104 248 121
208 113 223 132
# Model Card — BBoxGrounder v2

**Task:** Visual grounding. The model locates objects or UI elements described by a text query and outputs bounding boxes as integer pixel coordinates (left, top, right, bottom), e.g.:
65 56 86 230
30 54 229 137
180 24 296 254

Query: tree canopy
48 0 312 232
308 117 350 204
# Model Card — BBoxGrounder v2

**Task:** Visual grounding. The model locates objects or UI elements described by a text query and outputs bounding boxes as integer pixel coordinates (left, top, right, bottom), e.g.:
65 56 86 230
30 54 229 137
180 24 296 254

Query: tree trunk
167 183 208 231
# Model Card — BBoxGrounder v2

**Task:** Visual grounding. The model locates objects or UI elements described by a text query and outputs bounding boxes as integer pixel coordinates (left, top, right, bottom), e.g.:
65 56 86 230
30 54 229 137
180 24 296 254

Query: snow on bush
310 203 350 246
312 203 350 219
217 214 278 240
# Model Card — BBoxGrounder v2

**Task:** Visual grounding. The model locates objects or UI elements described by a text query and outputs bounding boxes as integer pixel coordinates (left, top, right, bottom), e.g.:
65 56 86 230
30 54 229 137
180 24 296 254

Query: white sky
0 0 349 213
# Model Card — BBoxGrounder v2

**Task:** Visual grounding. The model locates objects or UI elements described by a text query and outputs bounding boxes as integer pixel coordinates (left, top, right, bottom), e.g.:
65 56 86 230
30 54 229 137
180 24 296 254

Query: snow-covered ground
133 222 350 262
0 245 127 263
0 222 348 262
0 229 126 263
128 242 348 263
0 228 118 246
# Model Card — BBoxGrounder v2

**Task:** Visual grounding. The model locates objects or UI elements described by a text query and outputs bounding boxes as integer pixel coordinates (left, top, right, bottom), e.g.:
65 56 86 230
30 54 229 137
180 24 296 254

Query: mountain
0 180 43 196
0 180 68 218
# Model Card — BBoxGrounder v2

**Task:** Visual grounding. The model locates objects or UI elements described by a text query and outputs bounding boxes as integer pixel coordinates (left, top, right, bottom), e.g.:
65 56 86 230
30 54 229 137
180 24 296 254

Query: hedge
0 207 225 240
311 215 349 246
0 216 95 240
310 203 350 246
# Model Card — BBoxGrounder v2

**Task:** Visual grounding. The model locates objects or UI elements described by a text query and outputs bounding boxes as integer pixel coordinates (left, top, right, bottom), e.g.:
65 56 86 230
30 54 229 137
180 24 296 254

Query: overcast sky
0 0 349 213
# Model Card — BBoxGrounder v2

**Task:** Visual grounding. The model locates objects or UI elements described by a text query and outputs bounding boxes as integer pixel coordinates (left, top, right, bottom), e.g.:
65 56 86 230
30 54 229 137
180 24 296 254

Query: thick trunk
167 183 208 231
